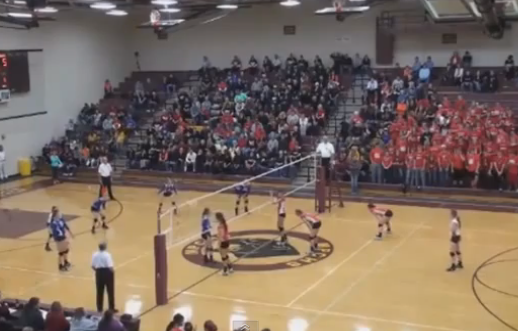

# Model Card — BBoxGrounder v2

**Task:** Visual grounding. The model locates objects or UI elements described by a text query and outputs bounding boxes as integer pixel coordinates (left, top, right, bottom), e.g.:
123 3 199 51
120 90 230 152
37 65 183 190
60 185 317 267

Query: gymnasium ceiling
421 0 518 20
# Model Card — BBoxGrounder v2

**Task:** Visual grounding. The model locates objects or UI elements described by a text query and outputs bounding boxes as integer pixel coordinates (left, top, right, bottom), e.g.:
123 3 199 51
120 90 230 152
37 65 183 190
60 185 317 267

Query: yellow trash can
18 158 32 177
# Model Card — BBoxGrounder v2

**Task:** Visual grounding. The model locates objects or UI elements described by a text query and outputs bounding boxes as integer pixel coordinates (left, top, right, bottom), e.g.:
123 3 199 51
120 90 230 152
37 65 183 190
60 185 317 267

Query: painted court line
286 239 373 307
307 219 429 328
176 290 470 331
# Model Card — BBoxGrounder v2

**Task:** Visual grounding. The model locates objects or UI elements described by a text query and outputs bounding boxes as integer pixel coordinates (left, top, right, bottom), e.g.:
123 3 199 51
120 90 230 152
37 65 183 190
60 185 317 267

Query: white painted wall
0 12 132 176
132 0 518 70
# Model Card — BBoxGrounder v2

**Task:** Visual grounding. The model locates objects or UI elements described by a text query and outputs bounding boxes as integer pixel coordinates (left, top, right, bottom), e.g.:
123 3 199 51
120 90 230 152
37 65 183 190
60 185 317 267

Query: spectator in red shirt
490 150 507 191
507 151 518 191
381 147 394 183
452 148 466 187
369 144 383 184
414 146 426 189
405 149 416 189
466 148 481 188
44 301 69 331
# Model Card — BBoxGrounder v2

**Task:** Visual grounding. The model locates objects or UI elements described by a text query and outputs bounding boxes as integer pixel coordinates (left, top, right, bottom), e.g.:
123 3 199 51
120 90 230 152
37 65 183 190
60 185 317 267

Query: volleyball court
152 152 340 304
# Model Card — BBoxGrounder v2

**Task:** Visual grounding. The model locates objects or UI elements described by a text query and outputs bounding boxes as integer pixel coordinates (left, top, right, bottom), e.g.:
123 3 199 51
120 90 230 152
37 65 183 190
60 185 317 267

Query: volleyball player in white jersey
295 209 322 254
273 192 288 245
367 203 393 240
447 209 463 272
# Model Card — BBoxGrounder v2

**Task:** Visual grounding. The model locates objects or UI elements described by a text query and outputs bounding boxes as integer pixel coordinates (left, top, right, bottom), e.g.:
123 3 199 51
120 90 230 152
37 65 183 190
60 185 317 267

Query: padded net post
154 234 168 305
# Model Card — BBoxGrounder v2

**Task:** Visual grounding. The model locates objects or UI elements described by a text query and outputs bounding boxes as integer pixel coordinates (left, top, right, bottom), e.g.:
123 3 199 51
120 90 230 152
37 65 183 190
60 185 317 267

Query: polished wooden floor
1 178 518 331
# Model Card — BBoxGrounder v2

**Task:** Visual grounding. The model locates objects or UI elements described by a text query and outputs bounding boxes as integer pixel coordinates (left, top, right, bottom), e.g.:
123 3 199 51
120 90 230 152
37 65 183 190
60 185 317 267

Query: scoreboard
0 53 8 90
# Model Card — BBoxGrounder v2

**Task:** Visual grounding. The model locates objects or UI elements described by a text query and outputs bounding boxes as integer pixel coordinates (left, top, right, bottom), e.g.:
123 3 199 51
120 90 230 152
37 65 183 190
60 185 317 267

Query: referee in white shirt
98 157 115 199
316 136 335 181
92 242 116 313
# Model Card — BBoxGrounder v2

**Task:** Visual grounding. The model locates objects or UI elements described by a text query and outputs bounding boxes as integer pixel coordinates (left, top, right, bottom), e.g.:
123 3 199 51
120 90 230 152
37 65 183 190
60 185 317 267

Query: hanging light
159 7 181 13
151 0 177 5
35 6 59 13
90 2 116 10
8 12 32 17
106 9 128 16
280 0 300 7
217 4 238 9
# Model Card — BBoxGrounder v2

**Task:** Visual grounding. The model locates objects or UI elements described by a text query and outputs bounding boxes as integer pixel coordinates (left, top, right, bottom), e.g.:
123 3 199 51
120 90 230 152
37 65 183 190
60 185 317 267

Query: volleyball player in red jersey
215 212 233 276
295 209 322 254
273 192 288 245
367 203 393 240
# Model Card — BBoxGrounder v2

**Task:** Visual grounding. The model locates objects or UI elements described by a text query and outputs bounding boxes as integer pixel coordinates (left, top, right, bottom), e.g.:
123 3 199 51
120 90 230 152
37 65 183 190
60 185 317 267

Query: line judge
98 157 115 200
316 136 335 181
92 242 117 313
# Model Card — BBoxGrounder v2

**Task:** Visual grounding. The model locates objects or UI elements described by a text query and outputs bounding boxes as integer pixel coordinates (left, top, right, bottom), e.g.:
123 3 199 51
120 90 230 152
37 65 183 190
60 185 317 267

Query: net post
154 234 168 305
316 166 326 213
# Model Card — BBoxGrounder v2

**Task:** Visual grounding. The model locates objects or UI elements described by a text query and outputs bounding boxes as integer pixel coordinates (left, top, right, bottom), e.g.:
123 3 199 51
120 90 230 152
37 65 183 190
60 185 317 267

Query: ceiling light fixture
159 7 181 13
151 0 177 5
35 6 58 13
106 9 127 16
217 4 238 9
90 2 116 10
280 0 300 7
13 0 26 5
8 12 32 17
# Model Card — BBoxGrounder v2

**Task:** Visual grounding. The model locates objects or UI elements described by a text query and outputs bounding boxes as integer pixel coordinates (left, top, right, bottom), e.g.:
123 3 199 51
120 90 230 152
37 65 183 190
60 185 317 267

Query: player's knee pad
309 235 316 240
172 201 176 205
456 251 461 256
449 251 455 257
101 215 106 221
222 256 229 261
59 250 69 256
235 200 240 205
48 233 53 238
378 223 383 228
244 198 249 204
278 226 284 232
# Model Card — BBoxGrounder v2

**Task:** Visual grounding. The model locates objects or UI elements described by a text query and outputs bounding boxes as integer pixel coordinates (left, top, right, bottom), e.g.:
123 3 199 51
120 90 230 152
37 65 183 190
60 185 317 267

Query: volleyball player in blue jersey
201 208 213 263
49 206 74 271
234 181 251 216
158 178 178 215
91 197 109 234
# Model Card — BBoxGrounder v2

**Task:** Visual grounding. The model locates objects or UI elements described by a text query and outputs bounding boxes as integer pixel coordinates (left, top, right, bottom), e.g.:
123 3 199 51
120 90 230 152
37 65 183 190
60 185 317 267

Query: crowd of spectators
42 103 137 177
1 297 277 331
126 53 346 177
440 51 501 92
335 52 517 193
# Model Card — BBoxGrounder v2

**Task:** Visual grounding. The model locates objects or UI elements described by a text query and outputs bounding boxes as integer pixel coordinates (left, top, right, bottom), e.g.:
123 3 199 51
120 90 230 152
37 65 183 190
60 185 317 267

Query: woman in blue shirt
50 150 63 184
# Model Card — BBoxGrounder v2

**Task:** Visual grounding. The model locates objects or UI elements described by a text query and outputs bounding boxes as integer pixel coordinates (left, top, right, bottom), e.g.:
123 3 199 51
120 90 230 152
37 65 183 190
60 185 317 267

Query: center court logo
181 229 334 271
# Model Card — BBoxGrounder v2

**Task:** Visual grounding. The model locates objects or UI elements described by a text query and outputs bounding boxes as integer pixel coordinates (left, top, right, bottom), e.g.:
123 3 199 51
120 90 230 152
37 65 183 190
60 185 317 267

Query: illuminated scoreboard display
0 53 8 90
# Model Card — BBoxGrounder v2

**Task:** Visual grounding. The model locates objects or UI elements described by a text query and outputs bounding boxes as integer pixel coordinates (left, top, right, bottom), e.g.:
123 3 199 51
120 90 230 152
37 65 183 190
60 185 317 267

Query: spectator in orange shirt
369 144 383 184
437 146 452 186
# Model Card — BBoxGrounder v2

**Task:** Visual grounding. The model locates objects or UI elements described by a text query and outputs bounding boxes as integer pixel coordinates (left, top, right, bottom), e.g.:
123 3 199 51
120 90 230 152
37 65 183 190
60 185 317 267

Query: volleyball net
157 152 319 248
152 152 328 305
